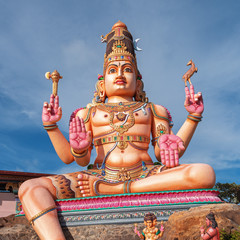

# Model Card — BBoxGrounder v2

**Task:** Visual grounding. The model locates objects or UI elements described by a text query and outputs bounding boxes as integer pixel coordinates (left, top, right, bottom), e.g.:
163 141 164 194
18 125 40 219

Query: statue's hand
184 84 204 115
42 94 62 123
69 116 92 152
159 134 185 168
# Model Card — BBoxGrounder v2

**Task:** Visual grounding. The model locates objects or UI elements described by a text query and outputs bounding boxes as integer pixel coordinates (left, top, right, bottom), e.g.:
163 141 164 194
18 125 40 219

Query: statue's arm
201 227 217 239
151 103 184 168
42 94 74 164
151 104 173 161
177 83 204 157
176 115 200 157
45 128 74 164
69 108 93 167
140 228 146 239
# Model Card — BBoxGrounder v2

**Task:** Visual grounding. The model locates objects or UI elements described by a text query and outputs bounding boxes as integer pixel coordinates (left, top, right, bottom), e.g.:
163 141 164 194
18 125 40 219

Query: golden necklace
96 102 146 135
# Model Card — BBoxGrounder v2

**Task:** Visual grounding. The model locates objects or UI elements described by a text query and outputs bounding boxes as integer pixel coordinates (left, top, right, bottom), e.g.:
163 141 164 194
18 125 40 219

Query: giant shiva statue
19 21 215 240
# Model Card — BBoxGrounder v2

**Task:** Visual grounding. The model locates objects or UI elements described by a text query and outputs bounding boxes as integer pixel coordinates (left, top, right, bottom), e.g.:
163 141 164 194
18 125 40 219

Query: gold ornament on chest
109 110 134 134
97 102 145 134
116 112 127 121
96 102 148 149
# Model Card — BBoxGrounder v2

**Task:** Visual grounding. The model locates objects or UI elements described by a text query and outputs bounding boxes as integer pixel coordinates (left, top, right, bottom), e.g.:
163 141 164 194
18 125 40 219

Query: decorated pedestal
16 189 222 226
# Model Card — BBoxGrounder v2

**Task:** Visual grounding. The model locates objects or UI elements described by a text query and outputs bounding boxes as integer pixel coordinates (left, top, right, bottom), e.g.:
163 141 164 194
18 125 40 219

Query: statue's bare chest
91 102 152 132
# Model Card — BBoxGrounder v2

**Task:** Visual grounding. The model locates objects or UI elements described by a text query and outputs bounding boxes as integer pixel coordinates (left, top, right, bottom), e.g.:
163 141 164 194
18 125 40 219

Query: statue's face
104 60 137 99
145 220 153 228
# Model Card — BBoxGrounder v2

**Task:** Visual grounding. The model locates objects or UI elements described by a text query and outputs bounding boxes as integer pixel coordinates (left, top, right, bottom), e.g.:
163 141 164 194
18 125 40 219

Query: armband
150 103 174 127
69 106 95 125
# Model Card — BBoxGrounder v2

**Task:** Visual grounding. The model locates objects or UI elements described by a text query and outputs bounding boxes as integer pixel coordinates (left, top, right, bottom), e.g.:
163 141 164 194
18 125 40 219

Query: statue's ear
136 79 143 91
98 80 105 93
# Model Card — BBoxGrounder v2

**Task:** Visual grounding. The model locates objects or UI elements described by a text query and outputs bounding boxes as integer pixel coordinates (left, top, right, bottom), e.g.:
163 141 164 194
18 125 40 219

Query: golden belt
104 162 143 181
93 135 150 150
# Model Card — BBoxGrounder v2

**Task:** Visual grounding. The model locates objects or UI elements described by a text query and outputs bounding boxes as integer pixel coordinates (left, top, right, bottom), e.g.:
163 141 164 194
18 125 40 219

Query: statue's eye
109 68 116 74
124 67 132 73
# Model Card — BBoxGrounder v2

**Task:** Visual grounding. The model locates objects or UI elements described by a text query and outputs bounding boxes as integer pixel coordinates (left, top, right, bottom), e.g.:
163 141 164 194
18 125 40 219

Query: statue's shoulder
149 102 173 127
70 105 95 124
207 227 218 235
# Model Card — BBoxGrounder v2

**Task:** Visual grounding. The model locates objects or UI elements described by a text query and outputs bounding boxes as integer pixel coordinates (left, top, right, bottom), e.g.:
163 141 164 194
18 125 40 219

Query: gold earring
99 91 104 98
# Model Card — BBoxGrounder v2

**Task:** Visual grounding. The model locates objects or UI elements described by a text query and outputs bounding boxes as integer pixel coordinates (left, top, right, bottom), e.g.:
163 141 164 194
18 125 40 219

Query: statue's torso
76 101 171 169
144 227 159 240
91 102 153 167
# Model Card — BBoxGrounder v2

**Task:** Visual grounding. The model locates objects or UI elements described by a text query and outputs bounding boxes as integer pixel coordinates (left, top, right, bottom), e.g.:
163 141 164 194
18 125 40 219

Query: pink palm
69 117 92 151
42 94 62 123
159 134 185 168
184 84 204 114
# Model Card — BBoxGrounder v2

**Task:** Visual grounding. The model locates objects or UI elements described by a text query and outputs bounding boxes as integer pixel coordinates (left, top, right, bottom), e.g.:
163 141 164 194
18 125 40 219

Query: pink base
17 189 222 215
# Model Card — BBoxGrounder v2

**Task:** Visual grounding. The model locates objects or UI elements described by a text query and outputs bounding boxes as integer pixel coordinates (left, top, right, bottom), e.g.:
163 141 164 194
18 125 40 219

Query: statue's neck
107 96 134 103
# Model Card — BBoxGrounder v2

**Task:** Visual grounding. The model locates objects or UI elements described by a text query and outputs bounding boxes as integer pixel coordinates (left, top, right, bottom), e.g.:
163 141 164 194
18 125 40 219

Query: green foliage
215 182 240 204
220 227 240 240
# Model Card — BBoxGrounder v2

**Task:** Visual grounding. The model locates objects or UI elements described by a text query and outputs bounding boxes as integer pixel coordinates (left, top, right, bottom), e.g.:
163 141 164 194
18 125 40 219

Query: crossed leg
77 163 216 196
19 163 215 239
19 177 65 240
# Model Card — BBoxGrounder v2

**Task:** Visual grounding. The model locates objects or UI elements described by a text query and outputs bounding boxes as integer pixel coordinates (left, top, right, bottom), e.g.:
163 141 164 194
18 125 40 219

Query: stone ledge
1 203 239 240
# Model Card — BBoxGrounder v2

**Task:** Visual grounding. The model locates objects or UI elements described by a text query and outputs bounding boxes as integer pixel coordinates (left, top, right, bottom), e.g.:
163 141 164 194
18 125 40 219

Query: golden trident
45 70 63 96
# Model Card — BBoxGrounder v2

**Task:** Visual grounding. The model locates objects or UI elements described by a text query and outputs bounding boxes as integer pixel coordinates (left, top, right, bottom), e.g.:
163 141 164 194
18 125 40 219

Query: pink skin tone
134 226 141 237
42 94 62 123
158 134 185 168
184 84 204 114
69 117 92 152
200 218 211 234
158 83 203 168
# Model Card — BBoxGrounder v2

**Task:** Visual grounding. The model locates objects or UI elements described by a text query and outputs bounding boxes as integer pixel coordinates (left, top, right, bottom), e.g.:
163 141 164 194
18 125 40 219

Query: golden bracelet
43 123 58 130
70 147 88 158
187 115 202 122
29 205 57 225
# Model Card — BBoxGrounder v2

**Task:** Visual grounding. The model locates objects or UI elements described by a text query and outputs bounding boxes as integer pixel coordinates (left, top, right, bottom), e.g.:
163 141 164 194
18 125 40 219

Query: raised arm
42 94 74 164
69 115 92 167
151 83 203 167
176 83 204 157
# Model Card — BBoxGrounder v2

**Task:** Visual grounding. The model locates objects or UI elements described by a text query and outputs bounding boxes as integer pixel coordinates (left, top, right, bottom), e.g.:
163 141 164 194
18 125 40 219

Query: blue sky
0 1 239 184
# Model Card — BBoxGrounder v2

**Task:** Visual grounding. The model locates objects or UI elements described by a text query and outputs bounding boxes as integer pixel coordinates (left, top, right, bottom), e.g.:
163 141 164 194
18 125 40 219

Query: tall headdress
92 21 147 105
101 20 138 75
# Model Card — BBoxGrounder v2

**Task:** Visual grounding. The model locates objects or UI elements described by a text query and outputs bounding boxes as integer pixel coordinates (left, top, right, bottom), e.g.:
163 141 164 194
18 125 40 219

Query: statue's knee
186 164 216 188
19 180 31 199
18 179 41 199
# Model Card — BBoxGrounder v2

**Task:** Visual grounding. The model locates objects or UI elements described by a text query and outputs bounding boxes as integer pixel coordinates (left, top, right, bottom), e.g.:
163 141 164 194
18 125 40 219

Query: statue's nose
118 67 123 76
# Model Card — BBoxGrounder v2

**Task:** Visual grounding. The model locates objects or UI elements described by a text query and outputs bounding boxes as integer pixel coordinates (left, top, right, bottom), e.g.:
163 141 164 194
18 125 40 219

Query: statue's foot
77 173 99 197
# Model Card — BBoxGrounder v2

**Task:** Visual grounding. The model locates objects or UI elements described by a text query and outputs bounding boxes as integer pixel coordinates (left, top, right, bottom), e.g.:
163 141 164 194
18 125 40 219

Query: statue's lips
114 79 127 84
